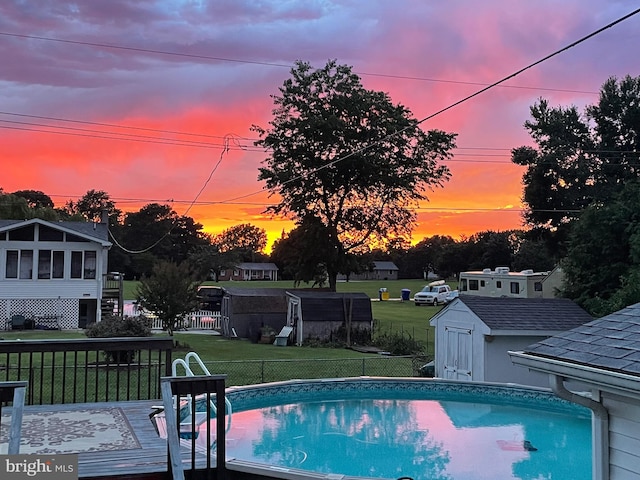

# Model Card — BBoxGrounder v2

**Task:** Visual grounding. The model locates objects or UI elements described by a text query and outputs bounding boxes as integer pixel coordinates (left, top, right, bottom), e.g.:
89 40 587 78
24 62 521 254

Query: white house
429 295 592 387
0 218 112 330
458 266 564 299
510 302 640 480
218 262 279 281
337 261 399 281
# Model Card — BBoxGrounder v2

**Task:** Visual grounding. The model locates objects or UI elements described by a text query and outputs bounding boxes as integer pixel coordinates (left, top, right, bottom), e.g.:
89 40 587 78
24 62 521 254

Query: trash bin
379 287 389 301
401 288 411 301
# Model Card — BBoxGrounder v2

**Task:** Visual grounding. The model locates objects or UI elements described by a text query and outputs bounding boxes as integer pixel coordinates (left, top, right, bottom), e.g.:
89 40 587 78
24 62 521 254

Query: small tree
135 261 201 335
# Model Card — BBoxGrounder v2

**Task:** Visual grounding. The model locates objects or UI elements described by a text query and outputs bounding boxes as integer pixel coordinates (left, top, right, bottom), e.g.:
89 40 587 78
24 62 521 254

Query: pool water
194 396 591 480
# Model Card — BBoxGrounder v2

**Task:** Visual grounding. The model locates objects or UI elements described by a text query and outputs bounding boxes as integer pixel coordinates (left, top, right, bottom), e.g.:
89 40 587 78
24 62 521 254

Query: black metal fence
0 337 174 405
203 355 433 386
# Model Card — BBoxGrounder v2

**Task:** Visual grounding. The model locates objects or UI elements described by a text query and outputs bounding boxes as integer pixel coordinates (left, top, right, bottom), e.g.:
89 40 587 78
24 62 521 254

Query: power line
0 111 255 141
0 31 599 95
218 7 640 205
0 124 261 151
107 134 236 254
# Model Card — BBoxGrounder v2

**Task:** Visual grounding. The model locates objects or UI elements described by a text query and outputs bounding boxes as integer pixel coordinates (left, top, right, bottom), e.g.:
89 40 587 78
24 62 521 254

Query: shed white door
443 325 472 380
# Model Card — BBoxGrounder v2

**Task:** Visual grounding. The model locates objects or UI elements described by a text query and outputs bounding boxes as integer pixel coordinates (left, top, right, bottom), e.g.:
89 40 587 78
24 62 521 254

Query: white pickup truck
414 280 454 306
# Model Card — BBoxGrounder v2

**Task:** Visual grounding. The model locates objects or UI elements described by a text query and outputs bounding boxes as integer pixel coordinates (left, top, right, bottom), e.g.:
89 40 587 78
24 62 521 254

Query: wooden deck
3 400 173 479
78 400 169 479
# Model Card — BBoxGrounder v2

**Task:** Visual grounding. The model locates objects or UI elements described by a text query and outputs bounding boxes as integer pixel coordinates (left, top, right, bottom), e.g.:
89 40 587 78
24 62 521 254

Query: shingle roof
373 261 398 271
524 302 640 375
457 295 593 331
237 262 278 270
292 292 372 323
0 218 108 242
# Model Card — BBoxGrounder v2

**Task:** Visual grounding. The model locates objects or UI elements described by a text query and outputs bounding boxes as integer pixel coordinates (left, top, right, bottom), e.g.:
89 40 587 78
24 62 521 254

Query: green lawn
123 278 441 302
2 280 443 367
125 278 443 351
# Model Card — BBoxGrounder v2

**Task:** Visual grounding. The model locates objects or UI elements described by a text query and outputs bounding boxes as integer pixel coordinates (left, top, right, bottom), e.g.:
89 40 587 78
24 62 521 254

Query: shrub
85 315 152 363
373 330 424 356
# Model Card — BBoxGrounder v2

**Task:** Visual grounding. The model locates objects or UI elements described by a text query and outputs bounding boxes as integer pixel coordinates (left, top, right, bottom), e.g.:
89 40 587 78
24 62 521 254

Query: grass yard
124 278 444 352
2 280 444 366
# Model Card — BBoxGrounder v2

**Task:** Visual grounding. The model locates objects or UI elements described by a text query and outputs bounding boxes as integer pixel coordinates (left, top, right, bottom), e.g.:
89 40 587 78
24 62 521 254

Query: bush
373 330 424 356
85 315 152 363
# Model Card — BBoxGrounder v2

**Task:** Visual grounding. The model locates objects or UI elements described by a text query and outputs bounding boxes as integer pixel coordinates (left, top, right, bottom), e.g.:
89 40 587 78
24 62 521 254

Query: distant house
218 262 279 281
337 261 399 281
510 302 640 480
458 266 564 299
286 291 373 345
430 296 592 387
0 217 114 330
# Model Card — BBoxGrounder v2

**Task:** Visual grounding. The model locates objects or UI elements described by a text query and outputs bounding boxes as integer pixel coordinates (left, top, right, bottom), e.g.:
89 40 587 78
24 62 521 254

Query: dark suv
197 286 224 311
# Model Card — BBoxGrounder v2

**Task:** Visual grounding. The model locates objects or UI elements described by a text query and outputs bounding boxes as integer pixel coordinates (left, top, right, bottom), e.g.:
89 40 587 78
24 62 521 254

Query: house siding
485 335 550 387
0 219 109 329
603 393 640 479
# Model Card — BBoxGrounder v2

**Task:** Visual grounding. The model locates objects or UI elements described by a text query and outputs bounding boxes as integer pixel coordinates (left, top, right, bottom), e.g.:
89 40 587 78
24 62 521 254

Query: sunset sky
2 1 638 250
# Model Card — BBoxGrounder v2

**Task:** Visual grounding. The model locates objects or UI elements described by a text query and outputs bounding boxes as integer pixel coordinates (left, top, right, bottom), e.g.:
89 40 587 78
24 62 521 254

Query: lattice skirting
1 298 79 330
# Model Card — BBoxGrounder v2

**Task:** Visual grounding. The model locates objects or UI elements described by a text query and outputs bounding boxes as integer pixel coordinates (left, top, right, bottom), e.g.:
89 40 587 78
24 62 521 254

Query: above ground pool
156 378 592 480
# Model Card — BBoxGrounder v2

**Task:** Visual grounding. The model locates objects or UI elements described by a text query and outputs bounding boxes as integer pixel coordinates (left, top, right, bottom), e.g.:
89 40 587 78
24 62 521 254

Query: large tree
563 180 640 316
65 189 121 223
512 75 640 257
112 203 208 278
254 60 456 290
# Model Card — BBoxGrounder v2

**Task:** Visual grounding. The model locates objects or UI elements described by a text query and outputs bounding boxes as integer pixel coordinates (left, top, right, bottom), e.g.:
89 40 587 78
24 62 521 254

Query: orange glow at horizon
2 103 528 254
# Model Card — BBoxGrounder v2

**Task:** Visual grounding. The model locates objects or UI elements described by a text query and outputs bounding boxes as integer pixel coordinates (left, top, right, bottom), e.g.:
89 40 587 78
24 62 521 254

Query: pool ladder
171 352 232 434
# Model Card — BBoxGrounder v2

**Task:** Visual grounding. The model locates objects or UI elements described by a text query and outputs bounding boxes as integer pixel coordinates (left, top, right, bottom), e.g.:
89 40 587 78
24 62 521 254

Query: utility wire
219 7 640 204
0 31 599 95
0 110 255 141
107 135 236 253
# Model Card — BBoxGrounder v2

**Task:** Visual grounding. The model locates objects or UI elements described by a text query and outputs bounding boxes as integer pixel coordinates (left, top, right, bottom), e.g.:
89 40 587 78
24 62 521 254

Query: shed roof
223 287 290 297
446 296 592 332
523 302 640 376
288 291 370 300
289 291 372 323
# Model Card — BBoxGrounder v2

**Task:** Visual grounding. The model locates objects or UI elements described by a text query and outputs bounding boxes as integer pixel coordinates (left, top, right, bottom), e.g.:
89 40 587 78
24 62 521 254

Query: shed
286 291 373 346
510 302 640 480
220 287 331 340
429 296 592 387
220 287 290 340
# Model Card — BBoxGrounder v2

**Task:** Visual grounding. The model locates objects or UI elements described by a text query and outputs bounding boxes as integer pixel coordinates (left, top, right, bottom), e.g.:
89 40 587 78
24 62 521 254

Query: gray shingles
525 302 640 377
459 296 593 331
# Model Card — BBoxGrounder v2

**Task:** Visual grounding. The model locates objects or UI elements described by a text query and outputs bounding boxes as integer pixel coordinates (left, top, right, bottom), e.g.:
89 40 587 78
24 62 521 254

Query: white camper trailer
458 267 563 299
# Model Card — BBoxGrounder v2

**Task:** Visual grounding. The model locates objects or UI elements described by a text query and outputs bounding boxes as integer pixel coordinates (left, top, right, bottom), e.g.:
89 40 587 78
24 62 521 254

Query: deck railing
161 375 227 480
0 337 174 405
0 380 27 454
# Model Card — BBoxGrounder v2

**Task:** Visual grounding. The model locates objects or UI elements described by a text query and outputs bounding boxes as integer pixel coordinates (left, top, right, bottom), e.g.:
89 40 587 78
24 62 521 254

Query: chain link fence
203 355 433 387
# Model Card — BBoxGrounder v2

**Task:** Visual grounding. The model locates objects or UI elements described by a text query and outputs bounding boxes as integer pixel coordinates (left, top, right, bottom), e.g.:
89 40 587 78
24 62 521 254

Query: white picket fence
148 310 222 331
